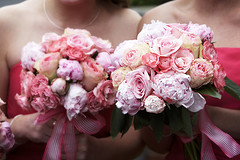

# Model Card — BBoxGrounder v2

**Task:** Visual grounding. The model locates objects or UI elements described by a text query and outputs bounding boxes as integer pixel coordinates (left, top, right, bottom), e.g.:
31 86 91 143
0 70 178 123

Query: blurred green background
130 0 171 6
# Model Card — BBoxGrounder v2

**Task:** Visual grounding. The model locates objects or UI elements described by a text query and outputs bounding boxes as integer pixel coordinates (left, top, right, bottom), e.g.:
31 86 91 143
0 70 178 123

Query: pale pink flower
96 52 115 74
144 95 165 114
116 80 143 115
189 58 214 88
151 36 182 57
86 91 104 113
21 42 45 72
0 122 14 151
181 33 202 58
51 78 67 95
64 28 91 37
47 37 68 53
34 52 62 81
212 61 226 92
202 41 218 62
64 83 88 121
111 67 132 90
172 48 194 73
91 36 114 53
57 59 83 82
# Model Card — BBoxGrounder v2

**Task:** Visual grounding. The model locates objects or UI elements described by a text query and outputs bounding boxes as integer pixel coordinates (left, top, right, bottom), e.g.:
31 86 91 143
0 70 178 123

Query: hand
11 113 55 143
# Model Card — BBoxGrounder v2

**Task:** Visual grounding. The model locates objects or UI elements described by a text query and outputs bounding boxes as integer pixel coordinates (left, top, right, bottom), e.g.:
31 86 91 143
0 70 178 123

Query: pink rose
93 80 116 107
158 56 173 73
91 36 114 53
142 52 160 69
212 61 226 92
116 80 143 115
34 52 62 81
172 48 194 73
86 91 104 113
57 59 83 81
125 68 152 100
64 83 88 121
81 57 108 91
67 34 96 55
111 67 131 90
189 58 214 88
61 47 87 62
144 95 165 114
151 36 182 57
202 41 218 62
51 78 67 95
0 122 15 151
181 33 202 58
48 37 68 53
21 42 45 72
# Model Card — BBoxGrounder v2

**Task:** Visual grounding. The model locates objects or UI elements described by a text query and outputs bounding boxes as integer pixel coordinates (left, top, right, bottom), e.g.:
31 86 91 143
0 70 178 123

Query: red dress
165 48 240 160
6 62 112 159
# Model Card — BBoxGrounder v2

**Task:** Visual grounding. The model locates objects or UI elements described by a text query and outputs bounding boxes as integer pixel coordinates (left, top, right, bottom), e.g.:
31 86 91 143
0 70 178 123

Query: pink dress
166 48 240 160
6 62 112 159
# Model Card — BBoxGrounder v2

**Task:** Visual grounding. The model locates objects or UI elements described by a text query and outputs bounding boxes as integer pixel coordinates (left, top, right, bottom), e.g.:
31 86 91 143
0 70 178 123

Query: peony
151 36 182 57
202 41 218 62
64 83 88 121
21 42 45 72
189 58 214 88
93 80 116 107
31 74 49 96
0 122 15 151
96 52 115 74
34 52 62 81
81 57 108 91
116 80 143 115
144 95 166 114
172 48 194 73
142 52 160 69
181 33 202 58
122 43 150 69
111 67 132 90
125 67 152 100
51 78 67 95
57 59 83 82
212 61 226 92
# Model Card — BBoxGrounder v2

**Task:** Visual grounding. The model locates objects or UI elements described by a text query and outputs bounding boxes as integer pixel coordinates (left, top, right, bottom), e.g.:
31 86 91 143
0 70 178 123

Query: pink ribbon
198 108 240 159
34 107 106 160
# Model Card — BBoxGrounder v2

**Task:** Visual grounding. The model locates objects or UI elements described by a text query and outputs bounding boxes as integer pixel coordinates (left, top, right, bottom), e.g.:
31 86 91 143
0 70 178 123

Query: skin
0 0 144 159
138 0 240 155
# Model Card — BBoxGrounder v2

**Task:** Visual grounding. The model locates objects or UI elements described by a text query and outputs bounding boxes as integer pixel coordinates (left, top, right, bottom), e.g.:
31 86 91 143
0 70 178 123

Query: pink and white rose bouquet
111 21 240 160
15 28 116 160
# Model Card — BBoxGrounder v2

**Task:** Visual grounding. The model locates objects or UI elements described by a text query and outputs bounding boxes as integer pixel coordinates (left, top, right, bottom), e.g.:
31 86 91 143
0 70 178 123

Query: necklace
43 0 101 30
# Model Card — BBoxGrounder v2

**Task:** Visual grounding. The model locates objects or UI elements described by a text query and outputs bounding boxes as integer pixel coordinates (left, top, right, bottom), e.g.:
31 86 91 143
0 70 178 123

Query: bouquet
110 21 240 160
15 28 116 160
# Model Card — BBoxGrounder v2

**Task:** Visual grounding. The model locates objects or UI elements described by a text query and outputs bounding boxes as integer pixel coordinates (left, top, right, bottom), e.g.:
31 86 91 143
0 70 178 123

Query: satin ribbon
198 108 240 160
34 107 106 160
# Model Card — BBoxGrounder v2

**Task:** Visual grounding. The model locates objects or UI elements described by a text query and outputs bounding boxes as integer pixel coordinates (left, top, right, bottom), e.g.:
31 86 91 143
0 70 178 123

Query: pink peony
31 74 48 96
57 59 83 82
93 80 116 107
111 67 132 90
212 61 226 92
202 41 218 62
96 52 115 74
125 68 152 100
158 56 173 73
21 42 45 72
172 48 194 73
51 78 67 95
189 58 214 88
86 91 104 113
142 52 160 69
151 36 182 57
116 80 143 115
34 52 62 81
64 83 88 121
0 122 15 151
144 95 166 114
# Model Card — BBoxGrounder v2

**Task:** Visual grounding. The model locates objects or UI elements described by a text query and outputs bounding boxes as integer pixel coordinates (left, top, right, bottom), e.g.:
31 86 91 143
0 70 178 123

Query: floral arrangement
15 28 116 160
110 21 240 159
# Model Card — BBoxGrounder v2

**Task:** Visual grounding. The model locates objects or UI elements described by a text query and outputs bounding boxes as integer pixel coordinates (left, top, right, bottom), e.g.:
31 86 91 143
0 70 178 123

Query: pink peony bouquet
110 21 240 160
15 28 116 160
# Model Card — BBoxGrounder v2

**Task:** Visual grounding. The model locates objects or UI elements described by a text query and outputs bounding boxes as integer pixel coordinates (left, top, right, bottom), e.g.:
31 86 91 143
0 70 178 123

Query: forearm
86 126 145 160
206 106 240 139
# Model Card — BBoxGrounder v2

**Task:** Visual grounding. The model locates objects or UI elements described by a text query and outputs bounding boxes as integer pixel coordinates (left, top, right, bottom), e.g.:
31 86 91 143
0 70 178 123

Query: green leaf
224 77 240 101
165 106 183 132
150 113 164 142
181 107 193 138
121 115 133 137
195 84 221 99
191 112 198 126
134 110 151 130
110 106 130 139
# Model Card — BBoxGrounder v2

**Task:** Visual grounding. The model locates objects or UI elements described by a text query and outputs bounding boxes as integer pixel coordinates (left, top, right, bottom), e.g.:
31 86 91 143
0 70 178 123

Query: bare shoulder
138 1 178 32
